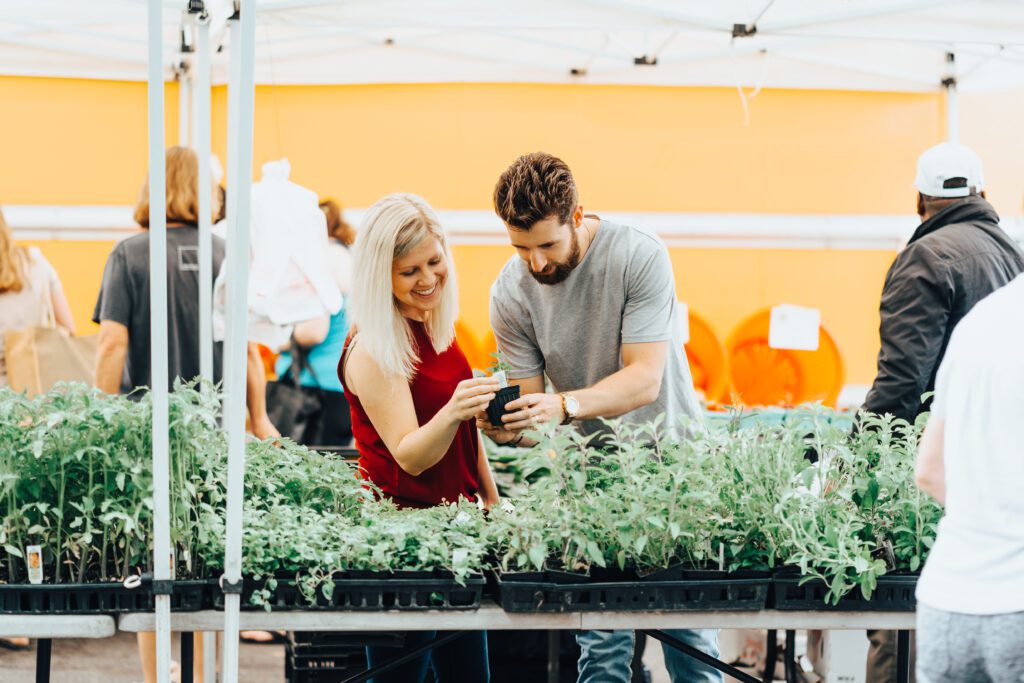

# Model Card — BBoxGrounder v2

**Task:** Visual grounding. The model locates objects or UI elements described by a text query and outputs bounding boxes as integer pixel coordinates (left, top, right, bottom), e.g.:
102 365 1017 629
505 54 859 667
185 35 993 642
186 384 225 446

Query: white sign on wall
769 304 821 351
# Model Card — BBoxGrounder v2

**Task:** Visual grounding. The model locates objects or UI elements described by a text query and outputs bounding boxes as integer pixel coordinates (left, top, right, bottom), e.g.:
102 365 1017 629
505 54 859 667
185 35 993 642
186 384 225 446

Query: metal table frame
119 601 915 683
0 615 116 683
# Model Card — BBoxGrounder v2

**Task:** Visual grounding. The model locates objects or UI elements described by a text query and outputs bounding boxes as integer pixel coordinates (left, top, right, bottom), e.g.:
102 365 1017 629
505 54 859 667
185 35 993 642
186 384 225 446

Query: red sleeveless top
339 320 481 509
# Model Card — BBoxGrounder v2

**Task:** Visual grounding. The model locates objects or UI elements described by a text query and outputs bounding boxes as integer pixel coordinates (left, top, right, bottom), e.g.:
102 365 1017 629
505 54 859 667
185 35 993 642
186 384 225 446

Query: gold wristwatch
560 393 580 425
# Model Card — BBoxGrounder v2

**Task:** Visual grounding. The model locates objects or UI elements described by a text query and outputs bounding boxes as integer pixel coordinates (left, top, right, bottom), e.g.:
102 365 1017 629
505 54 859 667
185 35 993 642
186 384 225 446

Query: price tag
769 304 821 351
27 545 43 584
676 301 690 345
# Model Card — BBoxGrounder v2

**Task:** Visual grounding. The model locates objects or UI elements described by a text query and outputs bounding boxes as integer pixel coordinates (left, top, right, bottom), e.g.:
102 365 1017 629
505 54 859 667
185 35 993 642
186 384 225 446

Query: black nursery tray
0 580 207 615
770 572 918 611
495 566 770 613
211 570 485 612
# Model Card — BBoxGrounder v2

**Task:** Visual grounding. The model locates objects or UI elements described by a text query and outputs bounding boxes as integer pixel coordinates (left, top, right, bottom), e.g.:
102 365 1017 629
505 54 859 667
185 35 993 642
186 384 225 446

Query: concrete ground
0 632 283 683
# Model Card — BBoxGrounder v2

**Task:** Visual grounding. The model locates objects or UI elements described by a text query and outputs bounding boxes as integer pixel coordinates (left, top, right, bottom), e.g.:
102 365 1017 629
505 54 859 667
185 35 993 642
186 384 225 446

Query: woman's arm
246 343 279 440
50 276 76 334
915 417 946 504
476 432 500 510
292 316 330 348
346 343 500 476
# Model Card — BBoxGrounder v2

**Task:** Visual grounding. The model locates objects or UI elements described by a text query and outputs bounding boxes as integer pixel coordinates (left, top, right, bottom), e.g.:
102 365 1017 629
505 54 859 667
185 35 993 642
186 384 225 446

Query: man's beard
529 228 581 285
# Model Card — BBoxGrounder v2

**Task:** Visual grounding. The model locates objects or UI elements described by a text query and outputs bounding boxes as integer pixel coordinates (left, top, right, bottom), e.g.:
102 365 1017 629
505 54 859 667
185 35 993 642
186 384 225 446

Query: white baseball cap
914 142 984 198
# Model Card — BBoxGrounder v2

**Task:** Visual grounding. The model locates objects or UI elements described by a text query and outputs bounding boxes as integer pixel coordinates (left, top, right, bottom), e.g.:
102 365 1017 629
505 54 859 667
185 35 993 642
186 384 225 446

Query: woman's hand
476 418 521 445
444 377 500 424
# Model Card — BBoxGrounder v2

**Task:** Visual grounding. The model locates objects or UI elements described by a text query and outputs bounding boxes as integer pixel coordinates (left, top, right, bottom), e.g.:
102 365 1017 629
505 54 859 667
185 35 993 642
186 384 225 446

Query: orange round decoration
684 311 728 404
725 308 844 408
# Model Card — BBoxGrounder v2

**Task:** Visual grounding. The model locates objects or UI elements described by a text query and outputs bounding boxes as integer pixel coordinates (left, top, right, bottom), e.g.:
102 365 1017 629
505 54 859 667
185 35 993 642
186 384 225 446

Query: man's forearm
95 347 126 394
573 363 661 420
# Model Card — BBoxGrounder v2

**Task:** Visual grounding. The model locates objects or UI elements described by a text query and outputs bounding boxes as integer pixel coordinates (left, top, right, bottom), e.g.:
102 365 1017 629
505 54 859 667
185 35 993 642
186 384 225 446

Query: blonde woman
0 207 76 388
340 193 497 682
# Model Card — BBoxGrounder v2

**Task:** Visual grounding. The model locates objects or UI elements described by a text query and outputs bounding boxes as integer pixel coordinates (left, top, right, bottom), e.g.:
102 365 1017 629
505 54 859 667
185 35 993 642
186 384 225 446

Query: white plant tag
492 370 508 389
769 304 821 351
27 545 43 584
676 301 690 345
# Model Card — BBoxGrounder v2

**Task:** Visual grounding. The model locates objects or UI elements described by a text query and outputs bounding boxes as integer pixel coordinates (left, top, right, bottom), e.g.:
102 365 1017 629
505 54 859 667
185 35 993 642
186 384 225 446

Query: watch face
565 395 580 416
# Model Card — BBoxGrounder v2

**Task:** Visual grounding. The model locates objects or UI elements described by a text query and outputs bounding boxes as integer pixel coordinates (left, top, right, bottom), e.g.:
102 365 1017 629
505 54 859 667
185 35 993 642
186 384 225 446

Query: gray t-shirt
490 219 701 439
93 226 225 394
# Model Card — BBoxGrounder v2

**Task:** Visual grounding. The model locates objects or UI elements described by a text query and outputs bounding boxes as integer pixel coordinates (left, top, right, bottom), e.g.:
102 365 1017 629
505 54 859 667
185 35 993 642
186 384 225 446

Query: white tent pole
944 51 959 143
221 2 256 682
146 1 173 682
194 13 214 386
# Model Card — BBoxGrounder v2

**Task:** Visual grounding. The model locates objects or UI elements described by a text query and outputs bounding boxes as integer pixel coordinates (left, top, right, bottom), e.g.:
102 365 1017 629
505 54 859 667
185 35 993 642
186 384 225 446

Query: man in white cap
863 143 1024 681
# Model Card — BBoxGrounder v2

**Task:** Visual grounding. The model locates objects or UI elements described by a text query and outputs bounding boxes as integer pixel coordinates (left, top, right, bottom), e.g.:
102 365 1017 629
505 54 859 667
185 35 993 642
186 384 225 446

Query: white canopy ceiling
2 0 1024 91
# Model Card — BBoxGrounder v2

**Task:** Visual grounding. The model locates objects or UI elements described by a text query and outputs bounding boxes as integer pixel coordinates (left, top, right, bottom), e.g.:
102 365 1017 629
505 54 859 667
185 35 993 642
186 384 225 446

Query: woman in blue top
275 199 355 446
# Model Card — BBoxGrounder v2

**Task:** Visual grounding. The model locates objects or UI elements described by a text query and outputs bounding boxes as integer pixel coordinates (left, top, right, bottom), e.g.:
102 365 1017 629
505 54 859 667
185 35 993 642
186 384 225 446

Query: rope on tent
731 45 770 126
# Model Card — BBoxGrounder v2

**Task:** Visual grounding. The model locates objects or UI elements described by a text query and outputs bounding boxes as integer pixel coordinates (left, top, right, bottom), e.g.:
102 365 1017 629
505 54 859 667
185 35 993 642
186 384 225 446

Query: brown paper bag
4 326 98 395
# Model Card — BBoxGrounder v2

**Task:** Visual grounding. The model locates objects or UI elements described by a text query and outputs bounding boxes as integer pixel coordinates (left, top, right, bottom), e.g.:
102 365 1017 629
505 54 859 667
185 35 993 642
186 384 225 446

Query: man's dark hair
917 189 982 219
493 152 578 230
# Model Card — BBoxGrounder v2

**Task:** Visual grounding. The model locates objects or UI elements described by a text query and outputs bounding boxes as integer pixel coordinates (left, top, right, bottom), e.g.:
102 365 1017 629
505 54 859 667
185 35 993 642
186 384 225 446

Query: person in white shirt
915 273 1024 682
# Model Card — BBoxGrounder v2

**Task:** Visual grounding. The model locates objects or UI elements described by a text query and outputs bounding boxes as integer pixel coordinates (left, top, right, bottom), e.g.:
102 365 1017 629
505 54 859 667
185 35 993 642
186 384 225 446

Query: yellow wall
4 76 962 386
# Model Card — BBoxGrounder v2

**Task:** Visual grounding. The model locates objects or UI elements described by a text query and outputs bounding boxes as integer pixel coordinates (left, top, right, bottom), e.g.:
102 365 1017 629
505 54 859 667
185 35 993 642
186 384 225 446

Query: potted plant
486 351 521 428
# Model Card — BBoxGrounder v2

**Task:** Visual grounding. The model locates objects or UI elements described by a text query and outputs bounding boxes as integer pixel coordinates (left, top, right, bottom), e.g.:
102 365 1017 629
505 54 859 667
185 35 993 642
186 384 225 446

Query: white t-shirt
916 273 1024 615
0 247 59 386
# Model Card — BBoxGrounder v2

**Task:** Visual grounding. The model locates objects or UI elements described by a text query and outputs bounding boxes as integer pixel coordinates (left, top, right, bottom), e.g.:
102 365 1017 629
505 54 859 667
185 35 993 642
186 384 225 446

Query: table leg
896 630 911 683
784 630 798 683
547 630 560 683
641 630 762 683
763 630 778 683
181 632 194 683
35 638 52 683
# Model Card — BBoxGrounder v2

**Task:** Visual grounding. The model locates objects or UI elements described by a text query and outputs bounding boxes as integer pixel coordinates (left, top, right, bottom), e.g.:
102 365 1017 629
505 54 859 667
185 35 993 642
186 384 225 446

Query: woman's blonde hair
0 207 30 294
351 193 458 380
133 146 220 228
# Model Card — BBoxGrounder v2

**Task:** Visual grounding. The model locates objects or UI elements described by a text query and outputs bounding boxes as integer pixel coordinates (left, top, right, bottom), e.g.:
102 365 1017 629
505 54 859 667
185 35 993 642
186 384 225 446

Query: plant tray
770 573 918 611
495 567 770 613
0 580 207 614
211 571 485 611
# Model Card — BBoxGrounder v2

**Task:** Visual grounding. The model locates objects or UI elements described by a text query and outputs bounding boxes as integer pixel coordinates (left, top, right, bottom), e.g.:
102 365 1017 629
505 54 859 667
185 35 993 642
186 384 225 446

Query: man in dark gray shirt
483 152 718 683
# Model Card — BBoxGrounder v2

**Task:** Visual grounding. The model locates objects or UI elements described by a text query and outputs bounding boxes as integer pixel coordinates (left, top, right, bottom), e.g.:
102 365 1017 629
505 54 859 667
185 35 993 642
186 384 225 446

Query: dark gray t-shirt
489 219 701 439
93 226 225 394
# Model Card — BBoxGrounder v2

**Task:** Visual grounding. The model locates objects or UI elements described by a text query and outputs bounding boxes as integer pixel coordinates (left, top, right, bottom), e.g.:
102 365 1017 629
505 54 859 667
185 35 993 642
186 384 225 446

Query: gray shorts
917 603 1024 683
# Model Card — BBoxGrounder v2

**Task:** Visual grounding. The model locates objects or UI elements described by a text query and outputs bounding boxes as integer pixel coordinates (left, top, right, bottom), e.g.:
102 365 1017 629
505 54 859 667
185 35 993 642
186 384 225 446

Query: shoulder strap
339 333 360 393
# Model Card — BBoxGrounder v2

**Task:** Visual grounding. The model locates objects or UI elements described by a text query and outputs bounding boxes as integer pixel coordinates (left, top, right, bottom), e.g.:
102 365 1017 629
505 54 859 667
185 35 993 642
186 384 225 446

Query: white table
1 615 116 683
117 600 916 632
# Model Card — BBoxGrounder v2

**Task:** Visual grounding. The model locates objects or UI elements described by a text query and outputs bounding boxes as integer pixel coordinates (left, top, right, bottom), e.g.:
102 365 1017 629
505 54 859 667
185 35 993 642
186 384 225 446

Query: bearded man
482 151 716 683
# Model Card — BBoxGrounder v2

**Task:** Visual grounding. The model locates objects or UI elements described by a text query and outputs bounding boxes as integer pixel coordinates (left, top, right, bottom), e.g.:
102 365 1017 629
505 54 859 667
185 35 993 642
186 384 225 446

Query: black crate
212 571 485 611
495 567 770 613
0 579 207 614
770 572 918 611
289 632 406 649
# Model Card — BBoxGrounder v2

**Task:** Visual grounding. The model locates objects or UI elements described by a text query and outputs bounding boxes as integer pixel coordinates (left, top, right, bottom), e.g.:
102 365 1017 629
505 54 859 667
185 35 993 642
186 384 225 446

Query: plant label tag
26 545 43 584
676 301 690 345
492 370 508 389
768 304 821 351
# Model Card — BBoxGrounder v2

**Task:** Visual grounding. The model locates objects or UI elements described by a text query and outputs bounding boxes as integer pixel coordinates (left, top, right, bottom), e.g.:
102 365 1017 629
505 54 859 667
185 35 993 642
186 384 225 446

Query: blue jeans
577 629 722 683
366 630 489 683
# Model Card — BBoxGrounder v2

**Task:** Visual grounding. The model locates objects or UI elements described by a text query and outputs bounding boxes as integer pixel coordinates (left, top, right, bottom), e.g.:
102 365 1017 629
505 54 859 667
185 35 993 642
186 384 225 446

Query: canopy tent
4 0 1024 93
6 3 1023 683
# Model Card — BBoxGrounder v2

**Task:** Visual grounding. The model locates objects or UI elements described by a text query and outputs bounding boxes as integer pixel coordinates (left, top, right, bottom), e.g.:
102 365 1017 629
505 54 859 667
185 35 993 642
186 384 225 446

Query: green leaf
528 545 546 570
4 544 24 558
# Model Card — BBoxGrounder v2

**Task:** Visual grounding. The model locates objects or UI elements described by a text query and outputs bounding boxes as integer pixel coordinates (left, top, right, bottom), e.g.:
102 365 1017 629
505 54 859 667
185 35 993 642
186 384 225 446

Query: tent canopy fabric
3 0 1024 92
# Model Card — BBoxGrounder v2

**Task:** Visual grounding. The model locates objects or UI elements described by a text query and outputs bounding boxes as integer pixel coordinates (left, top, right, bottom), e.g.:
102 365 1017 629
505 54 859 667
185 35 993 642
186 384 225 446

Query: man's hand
500 392 565 431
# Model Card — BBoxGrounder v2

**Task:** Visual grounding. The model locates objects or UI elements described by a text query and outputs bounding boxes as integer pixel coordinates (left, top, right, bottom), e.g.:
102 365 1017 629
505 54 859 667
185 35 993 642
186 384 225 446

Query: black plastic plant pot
0 580 208 615
494 565 770 613
211 570 485 612
487 385 521 427
770 571 918 611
